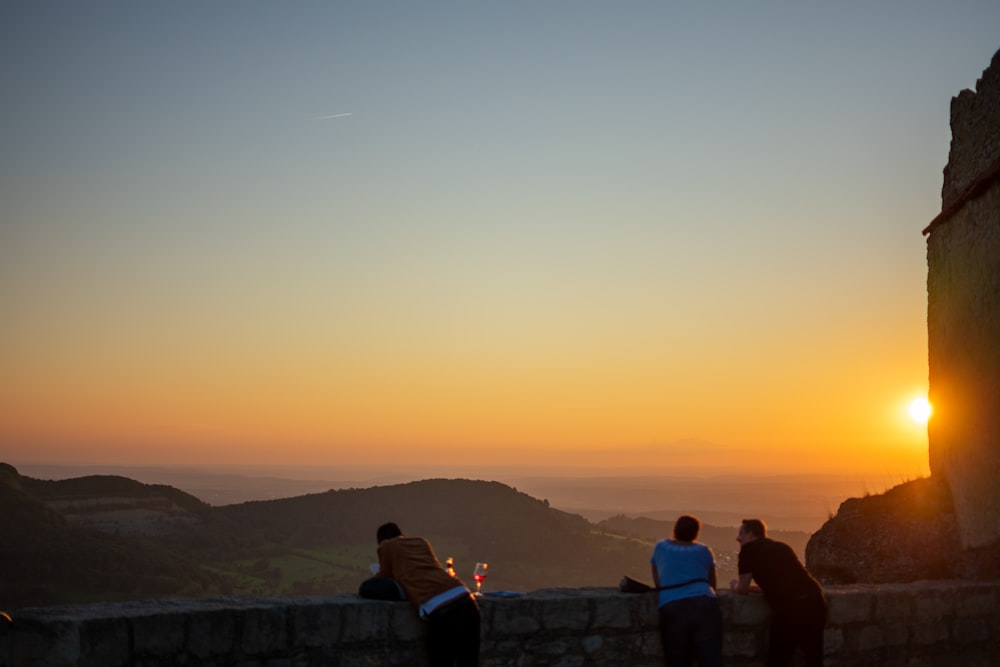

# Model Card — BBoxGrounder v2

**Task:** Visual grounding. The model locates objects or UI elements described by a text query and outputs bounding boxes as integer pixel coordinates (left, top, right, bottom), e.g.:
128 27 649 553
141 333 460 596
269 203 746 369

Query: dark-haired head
377 522 402 544
741 518 767 539
673 515 701 542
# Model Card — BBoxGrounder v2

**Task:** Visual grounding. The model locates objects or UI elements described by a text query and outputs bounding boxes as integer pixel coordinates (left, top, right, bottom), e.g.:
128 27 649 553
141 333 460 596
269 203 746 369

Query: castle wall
925 49 1000 550
5 584 1000 667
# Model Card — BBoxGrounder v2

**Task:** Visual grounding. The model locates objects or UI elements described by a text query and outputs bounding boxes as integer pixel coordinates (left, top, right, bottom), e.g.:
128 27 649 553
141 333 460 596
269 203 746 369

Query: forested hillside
1 464 653 609
0 463 229 609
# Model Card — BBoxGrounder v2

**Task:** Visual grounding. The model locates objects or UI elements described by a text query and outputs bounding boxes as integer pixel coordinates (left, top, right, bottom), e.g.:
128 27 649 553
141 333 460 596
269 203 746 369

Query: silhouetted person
650 514 723 667
730 518 827 667
376 522 480 666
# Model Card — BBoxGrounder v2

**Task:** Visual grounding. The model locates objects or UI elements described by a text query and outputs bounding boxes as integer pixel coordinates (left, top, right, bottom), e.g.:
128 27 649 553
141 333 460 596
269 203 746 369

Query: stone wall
925 48 1000 550
4 583 1000 666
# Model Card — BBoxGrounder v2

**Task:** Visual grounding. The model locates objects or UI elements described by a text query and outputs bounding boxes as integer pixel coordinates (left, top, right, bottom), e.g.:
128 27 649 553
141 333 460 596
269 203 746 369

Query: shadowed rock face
926 47 1000 550
806 478 958 584
811 49 1000 586
805 477 1000 584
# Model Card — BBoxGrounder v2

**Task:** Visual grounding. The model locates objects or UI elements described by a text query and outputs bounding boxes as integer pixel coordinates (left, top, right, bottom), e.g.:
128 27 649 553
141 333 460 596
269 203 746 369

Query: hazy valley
16 462 896 532
2 462 891 611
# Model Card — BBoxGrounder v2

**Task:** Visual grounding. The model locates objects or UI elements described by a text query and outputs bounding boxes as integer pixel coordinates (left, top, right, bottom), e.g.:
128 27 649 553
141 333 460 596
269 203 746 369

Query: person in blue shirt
650 514 723 667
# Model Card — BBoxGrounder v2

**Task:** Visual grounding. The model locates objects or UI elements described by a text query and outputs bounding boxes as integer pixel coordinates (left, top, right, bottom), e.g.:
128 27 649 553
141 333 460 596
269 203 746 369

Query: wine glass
472 562 489 596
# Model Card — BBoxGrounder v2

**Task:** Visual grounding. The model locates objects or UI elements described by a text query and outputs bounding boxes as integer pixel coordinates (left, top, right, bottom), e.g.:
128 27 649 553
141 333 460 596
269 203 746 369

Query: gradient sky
2 2 998 477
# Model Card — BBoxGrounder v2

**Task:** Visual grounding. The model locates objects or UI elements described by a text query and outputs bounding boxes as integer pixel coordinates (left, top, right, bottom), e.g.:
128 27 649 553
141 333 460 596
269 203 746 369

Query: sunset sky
3 2 998 478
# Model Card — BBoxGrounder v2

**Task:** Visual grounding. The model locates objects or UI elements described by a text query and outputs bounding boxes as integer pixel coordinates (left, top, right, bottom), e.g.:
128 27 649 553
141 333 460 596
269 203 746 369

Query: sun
908 397 933 424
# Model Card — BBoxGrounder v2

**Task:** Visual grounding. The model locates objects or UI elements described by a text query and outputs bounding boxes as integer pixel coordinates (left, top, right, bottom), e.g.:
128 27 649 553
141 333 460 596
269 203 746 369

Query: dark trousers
658 595 724 667
426 594 481 667
767 598 827 667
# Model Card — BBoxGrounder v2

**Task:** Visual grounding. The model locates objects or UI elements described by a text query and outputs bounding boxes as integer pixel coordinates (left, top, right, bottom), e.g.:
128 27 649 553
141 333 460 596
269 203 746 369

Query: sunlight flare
908 397 932 424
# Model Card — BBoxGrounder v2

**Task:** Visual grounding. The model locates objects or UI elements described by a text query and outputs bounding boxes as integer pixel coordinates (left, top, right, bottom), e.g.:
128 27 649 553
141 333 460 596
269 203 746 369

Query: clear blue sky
2 2 998 476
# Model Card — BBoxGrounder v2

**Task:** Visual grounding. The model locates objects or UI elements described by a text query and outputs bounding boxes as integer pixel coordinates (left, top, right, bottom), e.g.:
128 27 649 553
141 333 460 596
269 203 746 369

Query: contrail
315 112 352 119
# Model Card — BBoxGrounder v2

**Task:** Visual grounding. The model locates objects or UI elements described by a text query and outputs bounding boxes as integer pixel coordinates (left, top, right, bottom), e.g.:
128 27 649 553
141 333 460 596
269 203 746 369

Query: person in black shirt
729 518 827 667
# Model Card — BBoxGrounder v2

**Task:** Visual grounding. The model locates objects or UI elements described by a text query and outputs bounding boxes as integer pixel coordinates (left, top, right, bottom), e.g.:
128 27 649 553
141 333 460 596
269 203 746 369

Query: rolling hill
1 464 654 609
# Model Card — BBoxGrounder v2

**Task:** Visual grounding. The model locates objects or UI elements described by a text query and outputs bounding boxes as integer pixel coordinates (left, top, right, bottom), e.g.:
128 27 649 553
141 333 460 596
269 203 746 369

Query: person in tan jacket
376 522 480 666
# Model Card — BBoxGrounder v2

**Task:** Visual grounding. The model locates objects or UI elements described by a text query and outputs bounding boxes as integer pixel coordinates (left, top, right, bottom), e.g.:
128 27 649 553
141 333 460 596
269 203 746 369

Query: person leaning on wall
375 522 481 667
650 514 723 667
730 518 827 667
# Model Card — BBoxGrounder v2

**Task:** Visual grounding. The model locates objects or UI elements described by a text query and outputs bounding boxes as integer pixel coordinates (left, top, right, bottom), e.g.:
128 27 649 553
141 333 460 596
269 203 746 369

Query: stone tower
924 48 1000 550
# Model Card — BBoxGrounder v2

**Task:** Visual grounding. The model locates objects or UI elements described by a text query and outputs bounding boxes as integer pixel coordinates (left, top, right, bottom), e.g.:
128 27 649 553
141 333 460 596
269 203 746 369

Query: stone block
132 612 185 656
727 595 771 626
78 617 129 667
539 597 590 631
723 629 763 657
823 627 844 655
386 603 423 642
13 617 81 667
287 600 343 649
956 586 997 616
487 598 542 636
598 633 655 660
911 620 949 645
874 587 915 620
187 608 237 659
827 588 873 624
338 600 392 643
855 622 908 651
240 605 287 655
591 594 638 630
952 617 990 644
484 638 529 665
640 631 664 659
524 637 582 665
581 634 603 654
914 589 956 621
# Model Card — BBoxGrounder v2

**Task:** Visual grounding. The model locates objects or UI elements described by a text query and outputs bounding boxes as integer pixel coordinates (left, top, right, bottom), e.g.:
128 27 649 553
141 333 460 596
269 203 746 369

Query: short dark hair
673 515 701 542
377 522 402 544
741 518 767 538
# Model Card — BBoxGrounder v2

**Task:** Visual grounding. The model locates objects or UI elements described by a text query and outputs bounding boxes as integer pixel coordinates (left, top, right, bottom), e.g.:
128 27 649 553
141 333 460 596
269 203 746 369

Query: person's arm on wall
730 573 754 594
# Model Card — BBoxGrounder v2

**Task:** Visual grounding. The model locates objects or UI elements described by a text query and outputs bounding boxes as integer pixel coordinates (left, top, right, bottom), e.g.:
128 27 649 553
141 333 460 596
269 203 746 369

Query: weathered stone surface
726 593 771 625
951 617 990 644
911 620 949 646
338 599 391 643
239 605 287 656
812 48 1000 586
826 586 872 624
940 49 1000 209
187 607 237 659
806 477 960 584
590 593 637 629
927 47 1000 552
486 596 542 635
874 586 916 620
78 617 130 667
288 598 346 651
914 587 957 621
132 612 185 656
538 595 590 631
955 584 997 616
9 585 1000 666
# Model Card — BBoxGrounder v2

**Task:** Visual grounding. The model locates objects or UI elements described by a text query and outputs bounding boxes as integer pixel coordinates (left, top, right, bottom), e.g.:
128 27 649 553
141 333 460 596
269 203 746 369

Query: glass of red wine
472 562 488 596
